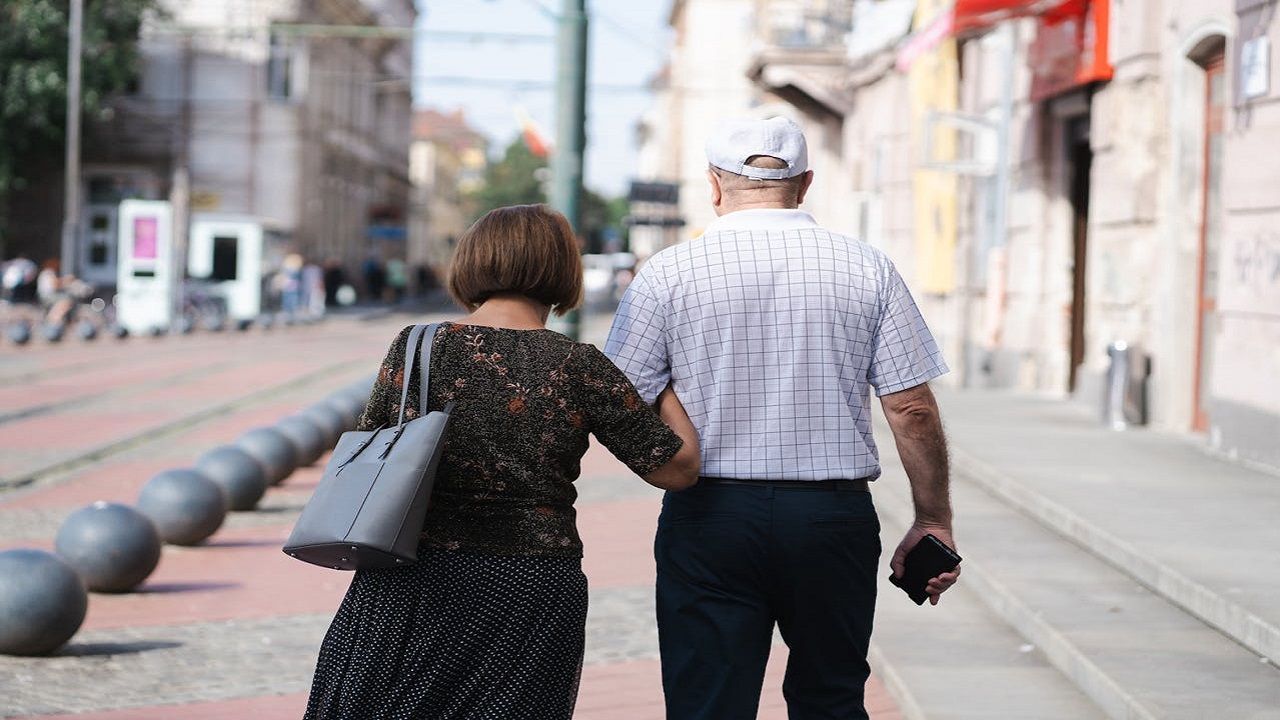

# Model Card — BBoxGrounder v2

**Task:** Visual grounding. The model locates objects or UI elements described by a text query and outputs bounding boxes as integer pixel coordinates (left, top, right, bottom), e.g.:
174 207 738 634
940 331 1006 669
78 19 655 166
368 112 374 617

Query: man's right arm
880 382 959 605
603 267 671 404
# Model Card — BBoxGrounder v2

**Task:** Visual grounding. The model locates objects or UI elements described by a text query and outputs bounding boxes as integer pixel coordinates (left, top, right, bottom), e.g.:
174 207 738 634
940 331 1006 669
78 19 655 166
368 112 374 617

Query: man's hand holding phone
890 523 962 606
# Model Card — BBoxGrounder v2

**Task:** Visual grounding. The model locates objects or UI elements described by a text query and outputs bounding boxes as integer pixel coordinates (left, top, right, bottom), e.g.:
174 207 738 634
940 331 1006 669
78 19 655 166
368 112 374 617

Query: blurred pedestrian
606 117 960 719
323 258 346 307
36 259 60 307
2 255 38 305
278 254 304 319
362 254 385 302
415 264 438 297
29 259 90 326
303 261 325 317
385 257 407 304
303 205 700 719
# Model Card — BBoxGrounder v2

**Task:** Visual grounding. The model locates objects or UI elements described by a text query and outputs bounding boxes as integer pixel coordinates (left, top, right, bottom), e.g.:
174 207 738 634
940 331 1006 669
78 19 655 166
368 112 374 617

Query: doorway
1193 52 1226 431
1066 115 1092 393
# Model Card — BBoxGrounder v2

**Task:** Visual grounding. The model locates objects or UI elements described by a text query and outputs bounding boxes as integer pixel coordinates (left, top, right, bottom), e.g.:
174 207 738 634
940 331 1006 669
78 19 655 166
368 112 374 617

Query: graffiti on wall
1227 232 1280 309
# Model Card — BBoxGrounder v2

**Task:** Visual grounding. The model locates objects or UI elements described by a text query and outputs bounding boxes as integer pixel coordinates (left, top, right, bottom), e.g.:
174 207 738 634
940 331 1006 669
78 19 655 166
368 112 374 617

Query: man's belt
698 477 869 492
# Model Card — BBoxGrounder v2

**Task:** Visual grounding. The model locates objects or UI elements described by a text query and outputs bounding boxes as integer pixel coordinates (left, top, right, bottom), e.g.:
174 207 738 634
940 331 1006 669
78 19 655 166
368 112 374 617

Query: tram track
0 356 366 493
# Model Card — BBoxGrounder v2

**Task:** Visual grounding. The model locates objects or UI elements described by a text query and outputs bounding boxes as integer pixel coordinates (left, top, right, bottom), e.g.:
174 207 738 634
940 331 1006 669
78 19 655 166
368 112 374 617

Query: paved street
0 314 900 720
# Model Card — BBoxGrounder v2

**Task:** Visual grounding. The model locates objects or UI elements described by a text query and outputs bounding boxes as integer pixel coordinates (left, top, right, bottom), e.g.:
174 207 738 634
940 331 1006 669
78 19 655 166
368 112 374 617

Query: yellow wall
907 0 959 293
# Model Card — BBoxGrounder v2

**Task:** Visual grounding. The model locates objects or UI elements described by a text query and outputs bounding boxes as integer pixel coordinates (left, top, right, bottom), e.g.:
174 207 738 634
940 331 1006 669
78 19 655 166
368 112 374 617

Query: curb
866 642 927 720
873 486 1158 720
950 447 1280 666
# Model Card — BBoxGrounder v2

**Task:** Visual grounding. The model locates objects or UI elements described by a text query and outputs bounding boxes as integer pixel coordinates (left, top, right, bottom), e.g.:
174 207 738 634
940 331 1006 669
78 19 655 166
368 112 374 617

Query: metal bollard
1103 342 1151 430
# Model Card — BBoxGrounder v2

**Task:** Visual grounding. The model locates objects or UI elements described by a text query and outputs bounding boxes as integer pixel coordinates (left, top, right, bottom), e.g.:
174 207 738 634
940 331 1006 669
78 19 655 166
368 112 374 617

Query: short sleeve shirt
359 324 683 557
605 209 947 481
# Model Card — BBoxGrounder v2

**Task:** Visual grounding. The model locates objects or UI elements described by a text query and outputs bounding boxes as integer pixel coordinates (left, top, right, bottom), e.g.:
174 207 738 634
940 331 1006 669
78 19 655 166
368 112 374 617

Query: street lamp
60 0 85 278
549 0 588 340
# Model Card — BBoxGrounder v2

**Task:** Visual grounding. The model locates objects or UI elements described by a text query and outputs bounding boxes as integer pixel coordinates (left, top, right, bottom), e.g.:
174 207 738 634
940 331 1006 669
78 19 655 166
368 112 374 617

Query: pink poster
133 216 158 260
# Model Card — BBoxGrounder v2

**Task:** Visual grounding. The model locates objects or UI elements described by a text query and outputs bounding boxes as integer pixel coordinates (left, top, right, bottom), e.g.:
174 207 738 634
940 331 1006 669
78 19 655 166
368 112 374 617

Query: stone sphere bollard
304 403 348 445
176 316 196 335
111 324 129 340
136 469 228 545
276 415 328 467
54 502 163 593
0 549 88 656
7 321 32 346
42 322 65 343
196 446 268 511
325 393 365 429
236 427 298 486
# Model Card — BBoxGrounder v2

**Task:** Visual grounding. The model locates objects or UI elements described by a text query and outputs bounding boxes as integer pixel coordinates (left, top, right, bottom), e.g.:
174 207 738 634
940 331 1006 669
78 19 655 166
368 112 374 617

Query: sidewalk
936 388 1280 663
864 387 1280 718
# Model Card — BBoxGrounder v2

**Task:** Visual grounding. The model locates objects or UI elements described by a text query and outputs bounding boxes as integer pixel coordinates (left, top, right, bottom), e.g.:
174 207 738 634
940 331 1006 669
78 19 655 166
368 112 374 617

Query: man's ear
707 168 723 207
796 170 815 206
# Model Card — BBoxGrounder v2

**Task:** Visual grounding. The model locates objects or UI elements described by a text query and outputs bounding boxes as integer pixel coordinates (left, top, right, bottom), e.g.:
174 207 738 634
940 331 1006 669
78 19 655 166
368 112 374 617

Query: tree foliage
467 137 625 252
0 0 156 201
467 138 549 217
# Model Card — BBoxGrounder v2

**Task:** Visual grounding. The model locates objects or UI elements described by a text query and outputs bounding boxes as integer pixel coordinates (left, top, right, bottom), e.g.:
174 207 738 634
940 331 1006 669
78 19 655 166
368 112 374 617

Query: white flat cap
705 116 809 180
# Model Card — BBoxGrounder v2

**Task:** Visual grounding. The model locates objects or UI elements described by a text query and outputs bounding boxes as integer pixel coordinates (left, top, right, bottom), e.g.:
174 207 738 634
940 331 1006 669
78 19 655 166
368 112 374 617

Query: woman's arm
642 386 700 491
356 326 414 432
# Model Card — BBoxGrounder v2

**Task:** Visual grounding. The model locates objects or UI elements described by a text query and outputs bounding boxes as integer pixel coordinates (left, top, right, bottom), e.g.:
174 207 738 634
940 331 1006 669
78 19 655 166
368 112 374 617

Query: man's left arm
604 268 671 404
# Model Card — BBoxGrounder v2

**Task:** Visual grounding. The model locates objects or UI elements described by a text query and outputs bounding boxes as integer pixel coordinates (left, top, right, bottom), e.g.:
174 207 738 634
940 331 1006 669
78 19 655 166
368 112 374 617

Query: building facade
4 0 415 287
643 0 1280 469
408 109 487 280
634 0 765 239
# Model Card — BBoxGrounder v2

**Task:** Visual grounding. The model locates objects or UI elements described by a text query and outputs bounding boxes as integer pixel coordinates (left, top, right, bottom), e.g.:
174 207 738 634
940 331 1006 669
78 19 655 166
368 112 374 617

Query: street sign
628 181 680 205
1241 36 1270 100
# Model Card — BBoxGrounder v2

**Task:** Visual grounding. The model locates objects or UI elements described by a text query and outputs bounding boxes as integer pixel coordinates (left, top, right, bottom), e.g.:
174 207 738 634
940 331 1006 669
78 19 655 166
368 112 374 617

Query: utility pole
549 0 588 340
60 0 85 278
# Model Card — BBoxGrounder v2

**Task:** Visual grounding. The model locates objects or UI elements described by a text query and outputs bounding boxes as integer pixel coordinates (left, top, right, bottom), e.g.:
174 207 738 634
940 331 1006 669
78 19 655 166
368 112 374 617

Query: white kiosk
187 215 264 321
115 199 174 335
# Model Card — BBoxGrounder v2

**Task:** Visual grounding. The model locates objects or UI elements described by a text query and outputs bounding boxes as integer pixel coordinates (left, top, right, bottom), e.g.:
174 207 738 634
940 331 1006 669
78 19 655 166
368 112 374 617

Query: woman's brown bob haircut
448 204 583 316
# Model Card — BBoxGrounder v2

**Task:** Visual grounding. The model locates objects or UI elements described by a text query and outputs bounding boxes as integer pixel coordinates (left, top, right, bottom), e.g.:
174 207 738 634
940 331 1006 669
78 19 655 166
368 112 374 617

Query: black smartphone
888 534 962 605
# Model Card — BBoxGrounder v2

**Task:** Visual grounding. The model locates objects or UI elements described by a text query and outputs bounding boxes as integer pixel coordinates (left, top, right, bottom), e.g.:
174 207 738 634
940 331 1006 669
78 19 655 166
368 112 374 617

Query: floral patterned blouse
357 322 684 558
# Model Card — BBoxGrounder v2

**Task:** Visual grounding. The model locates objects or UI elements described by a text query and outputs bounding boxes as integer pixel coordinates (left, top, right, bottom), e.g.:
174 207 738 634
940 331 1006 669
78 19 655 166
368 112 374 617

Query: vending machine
187 215 264 321
115 200 174 335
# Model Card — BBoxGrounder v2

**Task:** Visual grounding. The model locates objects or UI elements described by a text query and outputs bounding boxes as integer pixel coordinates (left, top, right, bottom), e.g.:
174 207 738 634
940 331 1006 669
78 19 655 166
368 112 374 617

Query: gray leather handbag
283 323 452 570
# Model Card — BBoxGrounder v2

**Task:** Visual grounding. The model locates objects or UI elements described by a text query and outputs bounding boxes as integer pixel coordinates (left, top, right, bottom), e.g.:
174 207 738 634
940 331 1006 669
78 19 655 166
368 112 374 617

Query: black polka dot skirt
304 549 588 720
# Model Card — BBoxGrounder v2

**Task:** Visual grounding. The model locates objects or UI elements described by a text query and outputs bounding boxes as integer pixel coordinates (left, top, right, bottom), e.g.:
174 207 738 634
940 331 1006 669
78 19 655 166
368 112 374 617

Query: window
267 32 292 100
211 236 239 281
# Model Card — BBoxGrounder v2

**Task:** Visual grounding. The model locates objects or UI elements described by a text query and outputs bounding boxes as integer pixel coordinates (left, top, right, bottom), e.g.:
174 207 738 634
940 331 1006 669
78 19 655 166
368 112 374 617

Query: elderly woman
304 205 700 719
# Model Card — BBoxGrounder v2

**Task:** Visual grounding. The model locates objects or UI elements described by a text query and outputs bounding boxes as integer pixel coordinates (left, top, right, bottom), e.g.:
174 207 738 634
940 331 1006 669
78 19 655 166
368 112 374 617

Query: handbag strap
394 324 427 427
416 322 442 411
393 323 444 427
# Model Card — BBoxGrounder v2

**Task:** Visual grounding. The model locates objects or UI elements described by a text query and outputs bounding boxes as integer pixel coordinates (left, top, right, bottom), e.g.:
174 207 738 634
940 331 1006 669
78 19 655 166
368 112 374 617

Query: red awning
897 0 1105 74
957 0 1085 32
953 0 1087 33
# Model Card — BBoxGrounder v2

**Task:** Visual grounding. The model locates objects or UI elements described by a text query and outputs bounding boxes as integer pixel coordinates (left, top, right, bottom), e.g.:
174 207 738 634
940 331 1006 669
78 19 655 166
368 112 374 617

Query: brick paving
0 314 900 719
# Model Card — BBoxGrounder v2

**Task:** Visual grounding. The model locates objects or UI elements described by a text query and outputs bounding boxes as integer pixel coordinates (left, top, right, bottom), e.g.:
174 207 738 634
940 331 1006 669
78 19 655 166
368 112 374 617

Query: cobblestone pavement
0 314 900 719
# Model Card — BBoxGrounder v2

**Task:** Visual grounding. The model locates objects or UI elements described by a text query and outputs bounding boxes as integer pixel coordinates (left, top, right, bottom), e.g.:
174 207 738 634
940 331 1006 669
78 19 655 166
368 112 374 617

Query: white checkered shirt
605 209 948 481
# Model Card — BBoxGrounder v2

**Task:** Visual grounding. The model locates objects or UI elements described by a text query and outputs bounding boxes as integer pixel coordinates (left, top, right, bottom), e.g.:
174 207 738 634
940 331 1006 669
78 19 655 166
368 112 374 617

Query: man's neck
717 202 799 216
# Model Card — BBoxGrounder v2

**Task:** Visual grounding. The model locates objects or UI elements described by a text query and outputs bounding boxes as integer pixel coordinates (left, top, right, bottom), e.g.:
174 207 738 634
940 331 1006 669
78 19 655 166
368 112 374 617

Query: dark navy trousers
655 480 881 720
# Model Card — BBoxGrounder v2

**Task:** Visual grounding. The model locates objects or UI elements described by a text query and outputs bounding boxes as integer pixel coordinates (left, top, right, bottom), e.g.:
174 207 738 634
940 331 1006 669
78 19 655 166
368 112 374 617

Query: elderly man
605 117 960 719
